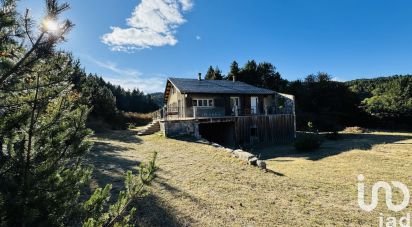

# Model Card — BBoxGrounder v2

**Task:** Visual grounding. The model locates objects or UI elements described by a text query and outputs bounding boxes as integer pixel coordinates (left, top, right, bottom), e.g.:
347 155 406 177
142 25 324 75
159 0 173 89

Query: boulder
232 149 242 158
233 149 256 162
248 157 258 166
197 139 209 144
211 142 222 148
257 160 267 170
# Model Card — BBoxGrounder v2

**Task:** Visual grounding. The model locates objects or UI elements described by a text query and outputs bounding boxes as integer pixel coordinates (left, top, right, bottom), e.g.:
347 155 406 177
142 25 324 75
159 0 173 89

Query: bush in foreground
82 152 157 227
294 133 323 151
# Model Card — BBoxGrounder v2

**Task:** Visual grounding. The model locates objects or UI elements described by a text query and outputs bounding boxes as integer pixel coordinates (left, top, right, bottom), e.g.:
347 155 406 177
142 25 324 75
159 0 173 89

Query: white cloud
101 0 193 51
179 0 193 11
88 57 165 93
105 78 165 94
332 77 346 82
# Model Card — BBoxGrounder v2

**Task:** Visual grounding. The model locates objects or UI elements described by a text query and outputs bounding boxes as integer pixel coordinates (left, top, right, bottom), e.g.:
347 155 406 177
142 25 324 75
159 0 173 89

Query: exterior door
230 97 240 115
251 96 258 114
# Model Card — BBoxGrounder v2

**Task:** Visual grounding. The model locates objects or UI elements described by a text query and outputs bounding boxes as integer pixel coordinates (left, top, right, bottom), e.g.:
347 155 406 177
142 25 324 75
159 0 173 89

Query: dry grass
342 126 368 133
87 130 412 226
122 112 154 127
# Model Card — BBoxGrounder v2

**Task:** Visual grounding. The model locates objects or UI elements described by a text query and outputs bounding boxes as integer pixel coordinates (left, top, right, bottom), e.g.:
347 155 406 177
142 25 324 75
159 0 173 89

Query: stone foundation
159 120 200 138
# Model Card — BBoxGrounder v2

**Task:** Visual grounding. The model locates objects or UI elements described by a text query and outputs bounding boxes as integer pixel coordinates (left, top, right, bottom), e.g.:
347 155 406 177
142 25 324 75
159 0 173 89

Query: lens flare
42 18 60 34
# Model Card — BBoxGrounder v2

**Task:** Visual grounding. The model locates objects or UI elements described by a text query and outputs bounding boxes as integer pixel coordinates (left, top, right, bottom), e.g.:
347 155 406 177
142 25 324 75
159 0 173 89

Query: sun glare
42 18 60 34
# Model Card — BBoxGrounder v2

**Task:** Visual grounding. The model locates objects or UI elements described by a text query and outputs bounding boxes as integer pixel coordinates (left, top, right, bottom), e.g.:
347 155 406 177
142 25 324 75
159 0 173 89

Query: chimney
233 75 236 82
198 73 202 81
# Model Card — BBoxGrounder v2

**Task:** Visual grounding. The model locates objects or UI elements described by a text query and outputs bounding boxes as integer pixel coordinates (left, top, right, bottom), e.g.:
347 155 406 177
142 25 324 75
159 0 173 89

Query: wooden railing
152 105 294 121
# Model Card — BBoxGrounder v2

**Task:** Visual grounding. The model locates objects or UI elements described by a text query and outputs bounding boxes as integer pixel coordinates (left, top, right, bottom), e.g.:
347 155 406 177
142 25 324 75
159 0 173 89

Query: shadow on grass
266 169 285 176
135 193 194 227
94 130 142 144
86 141 141 195
86 131 188 226
253 133 412 161
134 171 199 226
155 175 205 206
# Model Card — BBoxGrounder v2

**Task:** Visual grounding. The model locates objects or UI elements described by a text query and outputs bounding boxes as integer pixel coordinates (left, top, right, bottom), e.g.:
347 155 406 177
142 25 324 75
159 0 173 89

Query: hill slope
87 130 412 226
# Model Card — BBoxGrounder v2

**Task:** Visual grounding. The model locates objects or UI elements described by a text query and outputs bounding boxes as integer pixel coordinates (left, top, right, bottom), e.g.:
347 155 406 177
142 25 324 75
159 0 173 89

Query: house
153 74 296 147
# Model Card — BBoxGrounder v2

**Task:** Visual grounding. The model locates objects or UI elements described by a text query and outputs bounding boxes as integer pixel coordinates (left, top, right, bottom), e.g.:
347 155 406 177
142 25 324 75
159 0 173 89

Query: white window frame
193 99 214 107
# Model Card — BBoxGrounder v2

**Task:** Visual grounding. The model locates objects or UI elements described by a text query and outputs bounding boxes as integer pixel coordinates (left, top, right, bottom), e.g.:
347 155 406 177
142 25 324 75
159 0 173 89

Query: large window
192 99 214 107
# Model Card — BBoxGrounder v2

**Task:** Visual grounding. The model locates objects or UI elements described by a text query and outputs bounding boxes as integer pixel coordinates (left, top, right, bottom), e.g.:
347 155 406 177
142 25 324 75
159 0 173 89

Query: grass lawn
87 130 412 226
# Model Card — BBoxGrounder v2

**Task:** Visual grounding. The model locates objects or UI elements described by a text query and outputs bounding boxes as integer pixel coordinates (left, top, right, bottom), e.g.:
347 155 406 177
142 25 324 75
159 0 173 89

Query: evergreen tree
213 66 223 80
82 152 157 227
257 62 287 91
204 66 215 80
0 0 92 225
227 61 240 81
239 60 260 86
204 65 223 80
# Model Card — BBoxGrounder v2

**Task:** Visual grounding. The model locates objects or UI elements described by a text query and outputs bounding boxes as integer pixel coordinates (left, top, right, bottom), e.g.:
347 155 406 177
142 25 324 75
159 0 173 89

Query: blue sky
20 0 412 93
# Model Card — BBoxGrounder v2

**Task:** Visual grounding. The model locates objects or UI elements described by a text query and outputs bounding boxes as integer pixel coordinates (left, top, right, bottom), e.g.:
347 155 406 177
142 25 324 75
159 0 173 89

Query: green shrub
294 133 322 151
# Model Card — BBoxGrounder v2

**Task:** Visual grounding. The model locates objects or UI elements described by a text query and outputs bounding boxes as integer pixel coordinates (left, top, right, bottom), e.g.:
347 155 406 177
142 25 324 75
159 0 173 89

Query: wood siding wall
234 114 295 144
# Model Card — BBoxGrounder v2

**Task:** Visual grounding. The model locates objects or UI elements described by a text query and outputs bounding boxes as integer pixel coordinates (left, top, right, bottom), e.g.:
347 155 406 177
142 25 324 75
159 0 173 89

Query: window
193 99 214 107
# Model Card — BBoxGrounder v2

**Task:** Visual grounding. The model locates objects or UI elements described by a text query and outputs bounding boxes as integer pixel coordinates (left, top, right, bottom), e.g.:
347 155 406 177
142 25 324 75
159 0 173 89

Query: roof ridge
167 77 276 95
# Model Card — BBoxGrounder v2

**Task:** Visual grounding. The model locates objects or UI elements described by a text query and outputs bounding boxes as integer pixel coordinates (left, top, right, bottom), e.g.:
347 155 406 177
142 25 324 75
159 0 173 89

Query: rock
233 149 256 162
225 148 234 153
248 157 258 166
197 139 209 144
257 160 267 170
211 142 222 148
232 149 242 158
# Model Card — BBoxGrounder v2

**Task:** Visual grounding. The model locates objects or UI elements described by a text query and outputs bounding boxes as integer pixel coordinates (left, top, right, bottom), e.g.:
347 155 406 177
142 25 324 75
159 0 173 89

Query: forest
86 59 411 131
72 71 160 130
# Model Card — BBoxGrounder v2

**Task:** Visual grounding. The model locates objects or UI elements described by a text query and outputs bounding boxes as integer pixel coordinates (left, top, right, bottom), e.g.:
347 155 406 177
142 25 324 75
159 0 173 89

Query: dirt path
87 130 412 226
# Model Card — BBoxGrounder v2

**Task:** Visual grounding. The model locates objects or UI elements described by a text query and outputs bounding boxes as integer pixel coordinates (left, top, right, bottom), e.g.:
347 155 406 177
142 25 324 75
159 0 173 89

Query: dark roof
168 77 276 95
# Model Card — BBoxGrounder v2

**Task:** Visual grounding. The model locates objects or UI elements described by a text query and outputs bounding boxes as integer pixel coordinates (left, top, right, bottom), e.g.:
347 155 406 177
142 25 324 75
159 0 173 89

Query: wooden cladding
234 114 295 144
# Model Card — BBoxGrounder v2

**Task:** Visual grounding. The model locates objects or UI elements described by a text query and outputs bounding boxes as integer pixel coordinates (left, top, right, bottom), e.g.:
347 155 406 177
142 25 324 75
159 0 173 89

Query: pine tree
0 0 92 225
239 60 260 86
204 65 215 80
205 66 223 80
227 61 240 81
82 152 158 227
257 62 287 91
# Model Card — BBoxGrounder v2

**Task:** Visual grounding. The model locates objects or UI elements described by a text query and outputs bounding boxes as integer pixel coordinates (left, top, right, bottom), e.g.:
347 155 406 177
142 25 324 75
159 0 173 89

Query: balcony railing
153 105 294 121
192 107 225 118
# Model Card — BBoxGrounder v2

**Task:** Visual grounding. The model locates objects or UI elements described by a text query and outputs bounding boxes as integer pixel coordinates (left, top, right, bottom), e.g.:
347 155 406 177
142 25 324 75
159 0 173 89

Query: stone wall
160 120 200 138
